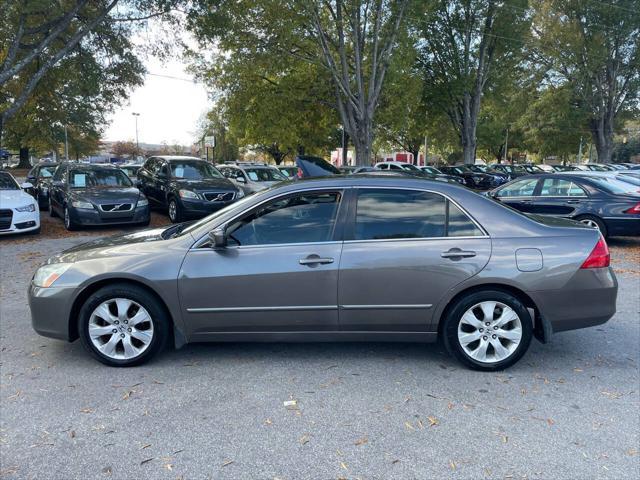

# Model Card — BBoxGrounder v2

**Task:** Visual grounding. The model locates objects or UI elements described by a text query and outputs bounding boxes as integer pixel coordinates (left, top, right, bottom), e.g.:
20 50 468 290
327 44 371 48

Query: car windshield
453 166 472 173
400 163 420 171
423 166 440 174
39 166 57 177
244 168 286 182
69 168 133 188
472 165 489 172
0 172 19 190
524 165 544 172
587 176 640 195
170 161 223 180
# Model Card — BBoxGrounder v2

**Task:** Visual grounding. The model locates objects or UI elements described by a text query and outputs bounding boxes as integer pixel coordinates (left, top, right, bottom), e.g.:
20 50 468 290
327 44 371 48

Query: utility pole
424 135 429 166
577 136 583 163
503 127 509 164
64 125 69 161
341 128 348 166
132 112 140 157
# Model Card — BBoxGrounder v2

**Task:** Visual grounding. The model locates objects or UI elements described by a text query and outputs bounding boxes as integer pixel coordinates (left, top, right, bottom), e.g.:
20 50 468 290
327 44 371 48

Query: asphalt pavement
0 230 638 480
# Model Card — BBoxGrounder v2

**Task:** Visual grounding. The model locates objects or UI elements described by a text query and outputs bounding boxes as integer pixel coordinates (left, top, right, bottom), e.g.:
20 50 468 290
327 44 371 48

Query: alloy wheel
168 201 177 222
457 301 522 364
579 218 600 231
64 207 70 229
88 298 154 360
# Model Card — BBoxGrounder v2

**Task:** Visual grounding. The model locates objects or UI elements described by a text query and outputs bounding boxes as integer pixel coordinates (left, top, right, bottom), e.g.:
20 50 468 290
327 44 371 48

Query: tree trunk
352 120 373 166
18 146 30 168
590 116 614 163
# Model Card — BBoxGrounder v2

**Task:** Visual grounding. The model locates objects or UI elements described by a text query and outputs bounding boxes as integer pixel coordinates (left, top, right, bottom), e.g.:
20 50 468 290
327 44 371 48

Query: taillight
580 236 610 269
624 202 640 214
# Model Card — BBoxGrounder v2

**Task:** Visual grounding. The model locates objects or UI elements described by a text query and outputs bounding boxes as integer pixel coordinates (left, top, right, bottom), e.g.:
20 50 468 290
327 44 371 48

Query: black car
419 165 467 185
489 164 531 180
26 162 59 209
49 163 150 231
516 163 546 175
466 164 509 184
488 173 640 237
439 165 503 189
137 156 242 223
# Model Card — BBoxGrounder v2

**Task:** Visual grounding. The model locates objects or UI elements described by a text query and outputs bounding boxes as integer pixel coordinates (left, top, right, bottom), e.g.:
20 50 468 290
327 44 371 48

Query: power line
146 72 198 83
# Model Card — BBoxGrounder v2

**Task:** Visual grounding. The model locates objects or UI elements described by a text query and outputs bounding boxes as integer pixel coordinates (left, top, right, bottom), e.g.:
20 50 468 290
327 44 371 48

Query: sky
103 55 210 147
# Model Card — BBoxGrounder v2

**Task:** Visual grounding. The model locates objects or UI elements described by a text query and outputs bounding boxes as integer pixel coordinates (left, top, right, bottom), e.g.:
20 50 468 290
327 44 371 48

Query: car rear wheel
78 284 169 367
167 198 183 223
443 290 533 371
575 215 607 238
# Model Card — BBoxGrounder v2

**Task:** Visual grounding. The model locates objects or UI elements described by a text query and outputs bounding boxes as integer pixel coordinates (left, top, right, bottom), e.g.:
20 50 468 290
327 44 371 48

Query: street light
132 112 140 156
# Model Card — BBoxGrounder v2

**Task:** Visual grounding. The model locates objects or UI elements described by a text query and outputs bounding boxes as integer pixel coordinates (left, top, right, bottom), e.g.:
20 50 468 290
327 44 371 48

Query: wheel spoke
471 339 489 361
115 298 132 320
479 302 497 322
458 331 482 346
490 338 510 360
93 304 116 324
99 334 120 356
130 328 152 345
122 336 139 359
461 311 483 329
495 306 519 328
128 309 151 326
88 324 115 338
497 327 522 342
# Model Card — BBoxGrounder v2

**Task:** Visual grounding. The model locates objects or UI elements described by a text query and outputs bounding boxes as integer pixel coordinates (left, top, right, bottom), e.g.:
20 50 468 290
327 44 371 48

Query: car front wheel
78 284 169 367
63 205 77 231
443 290 533 371
167 197 183 223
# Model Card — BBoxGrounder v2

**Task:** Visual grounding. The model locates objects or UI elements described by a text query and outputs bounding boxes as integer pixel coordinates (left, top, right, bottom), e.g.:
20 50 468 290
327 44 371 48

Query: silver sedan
29 176 617 371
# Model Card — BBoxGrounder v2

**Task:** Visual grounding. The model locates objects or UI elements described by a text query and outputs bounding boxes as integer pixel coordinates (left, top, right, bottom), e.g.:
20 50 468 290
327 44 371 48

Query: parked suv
137 156 242 223
218 162 288 194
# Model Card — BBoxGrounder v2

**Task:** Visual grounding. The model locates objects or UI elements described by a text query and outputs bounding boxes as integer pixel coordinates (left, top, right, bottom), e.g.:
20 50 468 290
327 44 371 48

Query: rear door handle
299 255 334 266
441 249 476 259
566 199 581 204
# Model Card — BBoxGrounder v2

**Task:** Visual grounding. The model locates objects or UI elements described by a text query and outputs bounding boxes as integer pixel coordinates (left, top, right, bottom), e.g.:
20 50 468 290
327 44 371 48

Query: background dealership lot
1 214 638 479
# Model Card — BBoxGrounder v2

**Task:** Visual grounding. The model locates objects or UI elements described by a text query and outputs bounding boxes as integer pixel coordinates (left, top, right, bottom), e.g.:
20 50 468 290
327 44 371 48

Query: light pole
64 125 69 161
132 112 140 157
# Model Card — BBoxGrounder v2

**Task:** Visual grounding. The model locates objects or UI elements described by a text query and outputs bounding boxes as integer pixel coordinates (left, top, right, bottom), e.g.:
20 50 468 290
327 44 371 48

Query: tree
416 0 530 164
532 0 640 162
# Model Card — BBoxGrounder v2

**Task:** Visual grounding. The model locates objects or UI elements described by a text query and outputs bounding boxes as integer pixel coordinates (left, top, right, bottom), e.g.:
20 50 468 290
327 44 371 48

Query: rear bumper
603 217 640 236
530 267 618 334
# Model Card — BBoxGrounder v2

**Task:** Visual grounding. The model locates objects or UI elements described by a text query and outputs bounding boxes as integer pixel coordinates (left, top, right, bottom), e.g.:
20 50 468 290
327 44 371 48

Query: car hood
0 189 34 206
70 187 141 204
47 227 169 264
172 178 236 191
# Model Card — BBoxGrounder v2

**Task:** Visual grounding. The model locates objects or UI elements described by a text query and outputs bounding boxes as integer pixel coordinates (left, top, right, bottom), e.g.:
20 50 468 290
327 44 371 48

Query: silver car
218 163 288 194
29 176 617 370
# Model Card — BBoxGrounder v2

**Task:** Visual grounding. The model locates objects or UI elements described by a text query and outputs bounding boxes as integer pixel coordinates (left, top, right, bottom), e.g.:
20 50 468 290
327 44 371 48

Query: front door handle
441 248 477 260
299 255 334 266
566 199 581 204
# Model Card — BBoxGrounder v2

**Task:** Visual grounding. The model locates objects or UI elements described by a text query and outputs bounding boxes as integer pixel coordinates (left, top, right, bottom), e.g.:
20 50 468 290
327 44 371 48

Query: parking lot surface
1 218 639 479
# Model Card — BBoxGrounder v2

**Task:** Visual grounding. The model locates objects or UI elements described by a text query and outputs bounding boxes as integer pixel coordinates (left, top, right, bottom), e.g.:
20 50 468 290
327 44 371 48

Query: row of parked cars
1 156 639 237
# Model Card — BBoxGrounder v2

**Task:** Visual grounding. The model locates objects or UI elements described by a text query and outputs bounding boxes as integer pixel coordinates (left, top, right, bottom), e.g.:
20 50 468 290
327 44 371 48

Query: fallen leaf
299 434 310 445
264 418 273 425
340 461 348 470
404 421 414 430
163 463 173 471
140 458 154 465
80 408 94 414
102 466 112 475
449 460 456 470
354 437 368 446
69 430 76 439
140 444 151 450
222 460 234 467
547 418 555 426
427 416 439 427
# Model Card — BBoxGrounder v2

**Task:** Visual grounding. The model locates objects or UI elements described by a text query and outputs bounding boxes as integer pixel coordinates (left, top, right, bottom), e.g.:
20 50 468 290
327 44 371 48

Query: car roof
155 156 205 162
61 162 118 170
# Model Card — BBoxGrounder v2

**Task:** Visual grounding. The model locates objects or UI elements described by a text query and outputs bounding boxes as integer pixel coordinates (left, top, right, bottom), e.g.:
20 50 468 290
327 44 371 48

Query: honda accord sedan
48 163 150 230
29 176 617 370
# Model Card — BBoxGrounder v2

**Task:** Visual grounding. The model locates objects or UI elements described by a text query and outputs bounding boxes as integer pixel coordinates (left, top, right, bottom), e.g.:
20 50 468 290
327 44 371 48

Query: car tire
63 205 77 231
442 290 533 371
575 215 607 238
49 200 57 217
167 197 183 223
78 283 170 367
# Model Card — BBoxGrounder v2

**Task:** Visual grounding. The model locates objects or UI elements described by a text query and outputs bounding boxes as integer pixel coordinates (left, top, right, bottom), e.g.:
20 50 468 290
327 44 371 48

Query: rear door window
539 178 586 197
496 178 539 197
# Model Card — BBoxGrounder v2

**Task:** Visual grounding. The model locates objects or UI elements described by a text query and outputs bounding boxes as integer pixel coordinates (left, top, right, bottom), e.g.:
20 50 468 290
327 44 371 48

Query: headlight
71 200 93 209
178 189 199 199
33 263 71 288
137 197 149 207
16 204 36 212
236 189 245 199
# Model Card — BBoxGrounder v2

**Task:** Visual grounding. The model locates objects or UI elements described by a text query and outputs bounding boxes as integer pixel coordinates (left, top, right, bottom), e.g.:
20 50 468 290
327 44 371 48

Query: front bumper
0 209 40 235
29 283 77 341
530 267 618 334
69 205 150 226
178 197 236 218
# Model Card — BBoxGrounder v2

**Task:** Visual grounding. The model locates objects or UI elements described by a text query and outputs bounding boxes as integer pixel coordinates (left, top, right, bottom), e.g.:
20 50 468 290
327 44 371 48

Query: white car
0 171 40 235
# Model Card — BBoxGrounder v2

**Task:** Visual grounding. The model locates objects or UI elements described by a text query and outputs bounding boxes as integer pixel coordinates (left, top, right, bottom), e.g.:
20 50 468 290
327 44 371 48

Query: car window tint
539 178 586 197
496 178 538 197
448 202 483 236
52 166 64 181
355 189 446 240
227 191 342 246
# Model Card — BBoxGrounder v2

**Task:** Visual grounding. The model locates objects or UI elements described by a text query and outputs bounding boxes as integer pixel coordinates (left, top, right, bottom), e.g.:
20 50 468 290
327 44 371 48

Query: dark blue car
488 173 640 237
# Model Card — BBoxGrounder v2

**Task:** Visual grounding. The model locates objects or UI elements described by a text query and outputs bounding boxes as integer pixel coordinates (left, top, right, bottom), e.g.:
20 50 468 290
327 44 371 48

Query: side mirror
208 228 227 249
236 176 246 183
21 182 34 189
